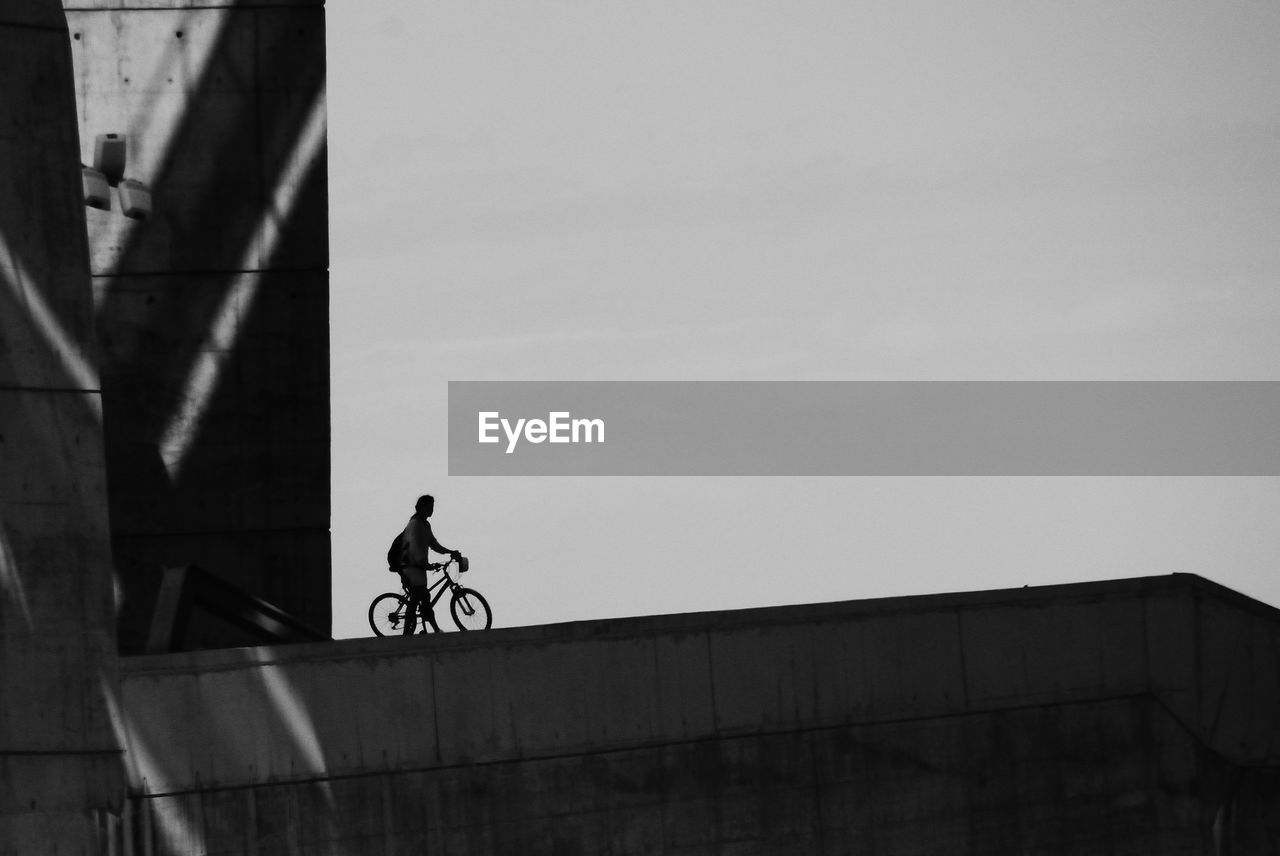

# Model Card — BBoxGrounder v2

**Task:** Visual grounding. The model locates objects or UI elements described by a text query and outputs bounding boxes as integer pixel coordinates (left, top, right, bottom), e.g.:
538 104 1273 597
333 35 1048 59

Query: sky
324 1 1280 639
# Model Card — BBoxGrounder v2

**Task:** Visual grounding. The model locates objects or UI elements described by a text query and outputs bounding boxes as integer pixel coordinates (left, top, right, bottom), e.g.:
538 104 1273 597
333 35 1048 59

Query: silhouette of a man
397 494 462 634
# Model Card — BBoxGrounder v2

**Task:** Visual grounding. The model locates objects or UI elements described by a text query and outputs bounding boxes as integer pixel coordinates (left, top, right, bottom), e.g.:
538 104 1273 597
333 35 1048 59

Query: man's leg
402 590 416 635
403 586 423 635
405 585 440 634
396 571 416 635
416 587 441 633
422 598 442 632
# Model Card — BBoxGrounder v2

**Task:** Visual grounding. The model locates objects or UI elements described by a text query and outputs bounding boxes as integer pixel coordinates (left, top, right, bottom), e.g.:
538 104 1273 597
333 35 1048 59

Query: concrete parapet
108 575 1280 853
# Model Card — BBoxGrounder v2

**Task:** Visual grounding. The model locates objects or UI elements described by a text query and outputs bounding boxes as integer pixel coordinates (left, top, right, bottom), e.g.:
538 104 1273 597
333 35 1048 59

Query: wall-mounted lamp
83 133 152 220
93 133 127 186
82 166 111 210
119 179 151 220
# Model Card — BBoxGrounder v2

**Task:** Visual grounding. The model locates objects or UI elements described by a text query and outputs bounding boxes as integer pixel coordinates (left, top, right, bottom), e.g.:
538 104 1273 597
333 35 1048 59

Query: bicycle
368 557 492 636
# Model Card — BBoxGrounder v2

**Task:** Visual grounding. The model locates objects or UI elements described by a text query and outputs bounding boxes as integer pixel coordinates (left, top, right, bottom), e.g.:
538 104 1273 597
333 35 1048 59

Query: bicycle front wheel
450 587 492 631
369 592 411 637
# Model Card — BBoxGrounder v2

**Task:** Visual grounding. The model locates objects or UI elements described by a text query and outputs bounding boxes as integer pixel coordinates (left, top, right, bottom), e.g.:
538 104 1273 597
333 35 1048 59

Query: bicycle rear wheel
369 592 411 636
450 587 492 631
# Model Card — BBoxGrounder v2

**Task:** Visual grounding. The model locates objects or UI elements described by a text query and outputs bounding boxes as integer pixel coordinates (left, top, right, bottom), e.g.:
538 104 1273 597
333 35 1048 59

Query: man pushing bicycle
391 494 463 634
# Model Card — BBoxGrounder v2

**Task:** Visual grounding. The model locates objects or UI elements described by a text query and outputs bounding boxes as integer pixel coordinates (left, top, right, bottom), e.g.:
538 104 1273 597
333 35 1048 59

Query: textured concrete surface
0 2 123 853
108 575 1280 854
64 0 331 651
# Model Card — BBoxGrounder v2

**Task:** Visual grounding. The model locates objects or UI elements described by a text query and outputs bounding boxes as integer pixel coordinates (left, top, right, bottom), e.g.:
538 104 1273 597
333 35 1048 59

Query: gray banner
447 381 1280 476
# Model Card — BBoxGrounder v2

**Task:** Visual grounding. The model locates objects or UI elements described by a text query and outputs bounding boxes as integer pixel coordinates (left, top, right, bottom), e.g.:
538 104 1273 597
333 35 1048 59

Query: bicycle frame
400 560 460 610
425 568 456 609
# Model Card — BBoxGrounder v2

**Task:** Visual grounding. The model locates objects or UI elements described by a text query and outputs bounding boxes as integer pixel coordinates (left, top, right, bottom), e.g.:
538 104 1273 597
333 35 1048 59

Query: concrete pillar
64 0 331 653
0 2 123 852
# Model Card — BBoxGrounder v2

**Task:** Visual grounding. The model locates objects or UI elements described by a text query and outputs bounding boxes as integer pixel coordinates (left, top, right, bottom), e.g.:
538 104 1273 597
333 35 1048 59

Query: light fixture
93 133 127 186
119 179 151 220
82 166 110 210
82 133 153 220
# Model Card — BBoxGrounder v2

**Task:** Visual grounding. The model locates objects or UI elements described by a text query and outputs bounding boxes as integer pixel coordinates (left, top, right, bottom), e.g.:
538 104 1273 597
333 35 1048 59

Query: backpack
387 531 404 571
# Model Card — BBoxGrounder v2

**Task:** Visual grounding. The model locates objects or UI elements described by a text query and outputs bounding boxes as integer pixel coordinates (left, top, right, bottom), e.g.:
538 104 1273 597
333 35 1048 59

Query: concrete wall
0 3 123 852
108 575 1280 854
63 0 330 652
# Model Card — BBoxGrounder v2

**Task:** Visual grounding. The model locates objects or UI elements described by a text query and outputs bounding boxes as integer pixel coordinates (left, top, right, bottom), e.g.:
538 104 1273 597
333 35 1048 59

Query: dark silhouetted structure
1 0 326 850
69 0 331 654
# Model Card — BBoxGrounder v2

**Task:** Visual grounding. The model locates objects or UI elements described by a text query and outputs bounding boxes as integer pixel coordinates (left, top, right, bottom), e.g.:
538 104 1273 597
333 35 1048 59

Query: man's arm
421 520 460 558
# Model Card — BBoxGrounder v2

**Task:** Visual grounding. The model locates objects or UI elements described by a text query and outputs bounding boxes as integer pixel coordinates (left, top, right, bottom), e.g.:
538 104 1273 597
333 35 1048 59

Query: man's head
415 495 435 517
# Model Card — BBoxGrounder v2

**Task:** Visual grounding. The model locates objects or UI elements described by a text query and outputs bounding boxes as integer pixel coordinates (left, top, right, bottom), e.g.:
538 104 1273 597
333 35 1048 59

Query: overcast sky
325 1 1280 638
